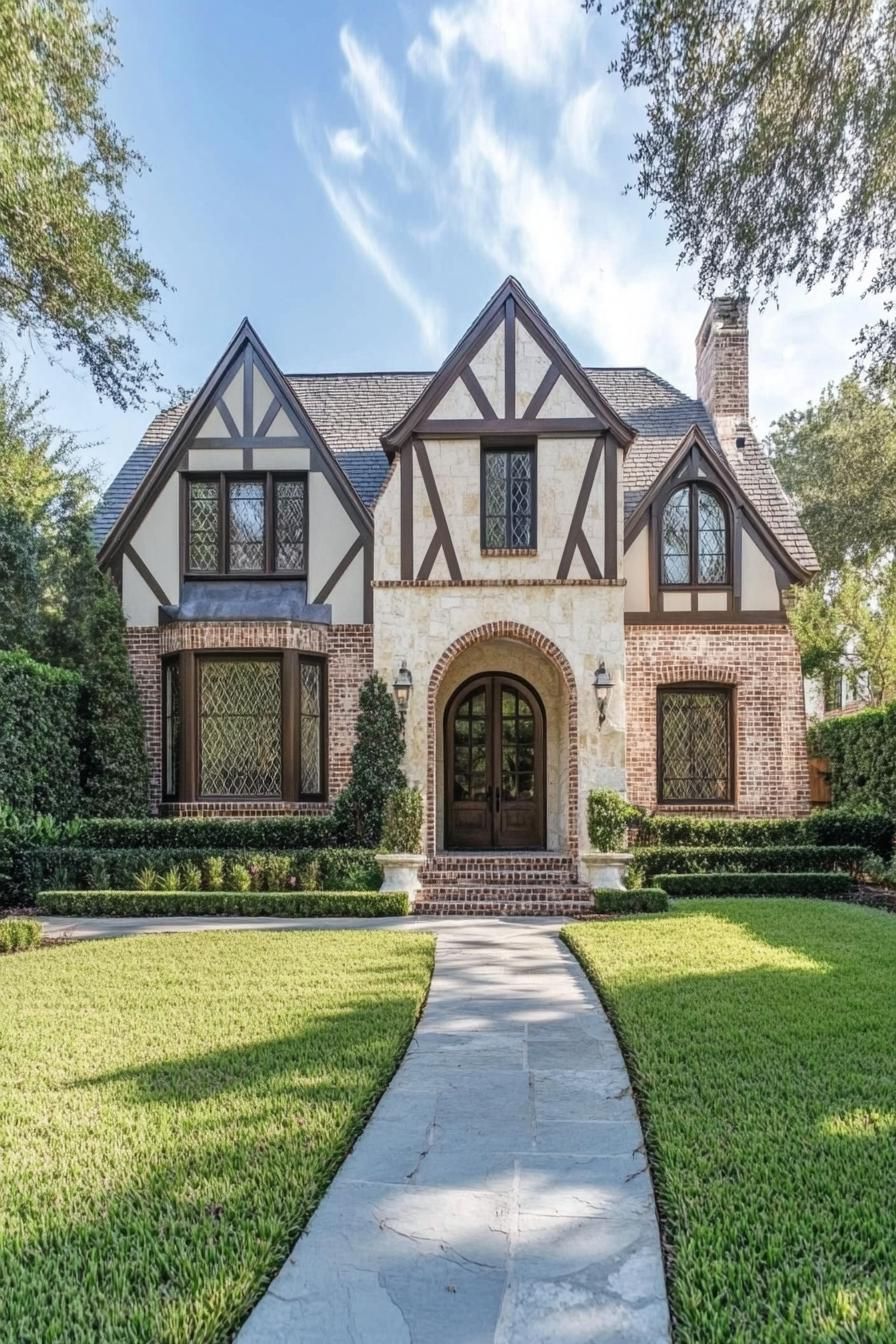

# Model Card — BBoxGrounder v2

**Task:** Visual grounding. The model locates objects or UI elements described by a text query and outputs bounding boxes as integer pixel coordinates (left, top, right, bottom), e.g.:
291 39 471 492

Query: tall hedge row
0 652 81 820
808 706 896 814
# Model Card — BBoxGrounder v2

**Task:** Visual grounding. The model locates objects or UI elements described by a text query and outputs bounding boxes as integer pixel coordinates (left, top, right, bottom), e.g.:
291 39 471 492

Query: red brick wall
125 623 373 816
625 623 810 817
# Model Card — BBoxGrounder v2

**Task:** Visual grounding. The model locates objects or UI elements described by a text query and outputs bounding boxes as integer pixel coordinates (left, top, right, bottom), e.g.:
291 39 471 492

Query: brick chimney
695 297 749 431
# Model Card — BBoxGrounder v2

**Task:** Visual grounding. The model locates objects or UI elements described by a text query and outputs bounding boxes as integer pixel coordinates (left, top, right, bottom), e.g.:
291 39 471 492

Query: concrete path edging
40 916 671 1342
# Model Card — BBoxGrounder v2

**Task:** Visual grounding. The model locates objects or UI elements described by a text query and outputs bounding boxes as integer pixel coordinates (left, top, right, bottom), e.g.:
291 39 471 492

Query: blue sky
13 0 883 485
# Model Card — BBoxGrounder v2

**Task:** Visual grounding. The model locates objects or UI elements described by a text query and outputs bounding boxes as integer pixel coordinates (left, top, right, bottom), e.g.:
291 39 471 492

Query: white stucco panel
194 404 230 439
623 525 650 612
267 407 296 437
374 460 401 580
742 529 781 609
431 376 483 420
252 365 272 432
325 546 365 624
221 366 243 431
252 447 311 471
187 447 243 470
469 323 505 417
121 555 160 626
130 472 180 607
308 472 361 606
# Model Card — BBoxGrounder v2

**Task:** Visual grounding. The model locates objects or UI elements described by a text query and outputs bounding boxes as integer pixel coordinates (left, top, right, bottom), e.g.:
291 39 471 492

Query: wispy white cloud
327 126 368 165
300 3 880 436
339 25 418 162
408 0 587 88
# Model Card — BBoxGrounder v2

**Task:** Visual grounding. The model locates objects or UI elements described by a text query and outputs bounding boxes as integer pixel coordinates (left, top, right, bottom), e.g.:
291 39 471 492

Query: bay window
162 651 326 802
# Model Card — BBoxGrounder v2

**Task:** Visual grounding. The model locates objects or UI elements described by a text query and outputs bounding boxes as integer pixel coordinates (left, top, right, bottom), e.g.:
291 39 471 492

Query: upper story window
661 483 728 585
482 445 536 550
185 472 307 577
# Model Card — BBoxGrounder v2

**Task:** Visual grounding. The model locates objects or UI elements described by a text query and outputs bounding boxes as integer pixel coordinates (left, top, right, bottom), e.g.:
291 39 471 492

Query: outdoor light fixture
393 660 413 723
593 660 614 728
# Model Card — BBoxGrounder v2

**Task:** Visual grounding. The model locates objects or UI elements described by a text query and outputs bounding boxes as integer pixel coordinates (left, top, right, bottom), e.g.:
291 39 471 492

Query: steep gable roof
93 325 816 574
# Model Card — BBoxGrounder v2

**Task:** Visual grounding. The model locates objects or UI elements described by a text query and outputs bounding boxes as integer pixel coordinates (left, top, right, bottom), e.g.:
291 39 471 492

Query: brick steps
415 853 592 916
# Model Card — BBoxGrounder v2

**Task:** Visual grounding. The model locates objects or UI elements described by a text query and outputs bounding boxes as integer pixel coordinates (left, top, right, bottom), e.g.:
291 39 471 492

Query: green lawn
564 900 896 1344
0 930 433 1343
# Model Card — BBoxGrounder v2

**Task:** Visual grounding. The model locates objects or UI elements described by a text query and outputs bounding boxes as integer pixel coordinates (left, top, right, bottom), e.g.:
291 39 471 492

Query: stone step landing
415 852 592 916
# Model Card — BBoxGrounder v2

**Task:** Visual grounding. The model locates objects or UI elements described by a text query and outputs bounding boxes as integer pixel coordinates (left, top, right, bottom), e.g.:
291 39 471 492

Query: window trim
657 683 735 805
659 480 731 589
182 471 309 579
161 656 181 803
480 441 538 552
164 649 327 803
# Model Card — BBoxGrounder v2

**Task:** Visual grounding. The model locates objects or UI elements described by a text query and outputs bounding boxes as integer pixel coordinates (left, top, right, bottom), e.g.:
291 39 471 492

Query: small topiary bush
629 844 868 886
654 871 852 898
0 918 42 953
594 887 668 914
586 789 639 851
333 673 406 848
37 890 409 918
380 787 423 852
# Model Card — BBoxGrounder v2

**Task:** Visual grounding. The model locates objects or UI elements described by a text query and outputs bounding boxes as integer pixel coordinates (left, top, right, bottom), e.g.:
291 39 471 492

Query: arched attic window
661 483 729 585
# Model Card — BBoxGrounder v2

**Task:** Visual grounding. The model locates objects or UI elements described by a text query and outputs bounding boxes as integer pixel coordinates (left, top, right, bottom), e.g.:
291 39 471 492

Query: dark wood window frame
181 471 309 579
657 683 735 805
480 441 538 552
162 649 327 804
659 480 731 589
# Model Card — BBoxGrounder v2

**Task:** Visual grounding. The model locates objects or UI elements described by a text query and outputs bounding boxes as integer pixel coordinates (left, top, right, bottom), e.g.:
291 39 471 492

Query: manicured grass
564 900 896 1343
0 930 433 1343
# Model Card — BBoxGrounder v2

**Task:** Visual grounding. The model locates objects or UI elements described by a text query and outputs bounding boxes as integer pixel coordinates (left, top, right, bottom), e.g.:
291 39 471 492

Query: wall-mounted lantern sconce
593 660 614 728
393 660 413 725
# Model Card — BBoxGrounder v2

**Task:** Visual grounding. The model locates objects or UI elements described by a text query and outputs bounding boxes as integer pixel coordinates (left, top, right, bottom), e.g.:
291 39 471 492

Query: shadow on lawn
5 991 423 1344
571 900 896 1343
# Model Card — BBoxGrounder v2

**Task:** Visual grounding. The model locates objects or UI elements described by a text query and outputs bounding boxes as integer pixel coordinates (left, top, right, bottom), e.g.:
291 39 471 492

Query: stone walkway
41 916 670 1342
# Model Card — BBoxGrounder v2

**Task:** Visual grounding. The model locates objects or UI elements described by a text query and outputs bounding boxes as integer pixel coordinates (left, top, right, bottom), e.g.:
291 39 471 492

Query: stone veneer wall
625 623 810 816
125 622 373 816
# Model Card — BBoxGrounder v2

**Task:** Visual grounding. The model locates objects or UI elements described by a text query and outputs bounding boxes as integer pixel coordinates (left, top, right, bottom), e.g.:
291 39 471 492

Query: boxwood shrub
634 806 893 857
654 871 852 898
37 890 408 917
594 887 668 914
0 917 42 953
808 705 896 813
63 814 338 851
25 847 381 898
629 844 867 886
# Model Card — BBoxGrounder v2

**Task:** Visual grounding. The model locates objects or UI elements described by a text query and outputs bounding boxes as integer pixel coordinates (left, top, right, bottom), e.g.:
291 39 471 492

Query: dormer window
481 445 536 551
185 472 307 577
661 483 728 585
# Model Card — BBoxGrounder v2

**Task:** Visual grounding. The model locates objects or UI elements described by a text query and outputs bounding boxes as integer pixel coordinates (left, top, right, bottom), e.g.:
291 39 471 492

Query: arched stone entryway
427 621 578 857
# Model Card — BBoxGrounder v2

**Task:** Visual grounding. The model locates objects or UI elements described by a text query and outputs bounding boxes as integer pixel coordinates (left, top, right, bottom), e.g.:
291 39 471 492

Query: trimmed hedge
25 847 381 898
808 705 896 813
595 887 668 914
63 815 338 851
630 844 867 885
633 806 893 858
0 918 41 953
654 871 852 898
37 890 408 918
0 653 82 821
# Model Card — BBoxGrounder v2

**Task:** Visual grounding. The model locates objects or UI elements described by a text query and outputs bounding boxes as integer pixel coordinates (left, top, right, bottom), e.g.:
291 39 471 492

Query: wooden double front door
445 674 546 850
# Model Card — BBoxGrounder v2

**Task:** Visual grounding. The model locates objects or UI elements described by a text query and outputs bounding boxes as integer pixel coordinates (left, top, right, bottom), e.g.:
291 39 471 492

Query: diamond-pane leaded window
199 658 281 797
483 448 534 549
188 480 220 571
299 659 323 796
163 659 180 799
659 688 731 802
661 483 729 586
661 487 690 584
275 478 306 572
228 480 265 571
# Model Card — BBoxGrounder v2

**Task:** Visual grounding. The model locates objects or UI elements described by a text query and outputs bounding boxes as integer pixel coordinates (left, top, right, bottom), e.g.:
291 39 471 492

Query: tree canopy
586 0 896 371
0 0 167 407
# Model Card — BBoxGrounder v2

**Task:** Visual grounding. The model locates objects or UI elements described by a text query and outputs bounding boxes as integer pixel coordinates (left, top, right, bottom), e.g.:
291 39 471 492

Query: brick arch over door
427 621 579 855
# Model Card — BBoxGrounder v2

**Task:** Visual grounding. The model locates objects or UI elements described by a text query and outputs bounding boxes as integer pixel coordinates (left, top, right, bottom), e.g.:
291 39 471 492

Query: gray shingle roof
93 366 815 571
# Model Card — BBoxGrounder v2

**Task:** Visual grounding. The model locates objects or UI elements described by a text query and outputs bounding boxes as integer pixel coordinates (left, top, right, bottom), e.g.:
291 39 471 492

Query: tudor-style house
95 278 816 904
